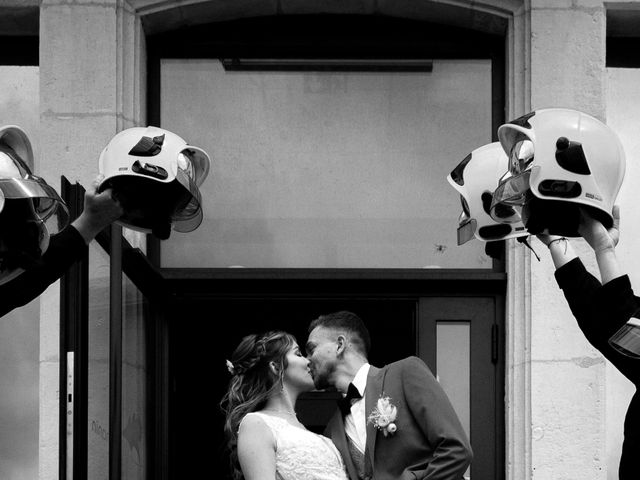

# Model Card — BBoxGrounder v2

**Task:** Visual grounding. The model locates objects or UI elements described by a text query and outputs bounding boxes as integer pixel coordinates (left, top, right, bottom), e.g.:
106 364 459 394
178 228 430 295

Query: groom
306 311 472 480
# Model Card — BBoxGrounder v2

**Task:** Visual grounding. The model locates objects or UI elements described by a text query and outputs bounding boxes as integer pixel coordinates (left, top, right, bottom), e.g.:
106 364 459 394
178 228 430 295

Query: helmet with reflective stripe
98 126 211 240
492 108 625 236
447 142 528 244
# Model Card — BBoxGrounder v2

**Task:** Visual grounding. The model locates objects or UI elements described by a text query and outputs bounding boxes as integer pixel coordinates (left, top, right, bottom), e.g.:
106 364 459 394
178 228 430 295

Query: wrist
594 247 621 284
547 237 568 249
71 212 103 245
594 244 616 255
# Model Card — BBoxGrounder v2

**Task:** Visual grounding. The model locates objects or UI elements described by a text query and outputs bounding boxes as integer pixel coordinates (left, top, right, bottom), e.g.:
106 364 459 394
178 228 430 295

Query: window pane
437 321 471 479
160 59 493 268
121 275 148 479
87 244 110 479
436 321 471 437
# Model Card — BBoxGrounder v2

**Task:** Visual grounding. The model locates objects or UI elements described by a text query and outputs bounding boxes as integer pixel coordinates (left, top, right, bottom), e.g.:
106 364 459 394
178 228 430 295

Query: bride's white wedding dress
243 412 349 480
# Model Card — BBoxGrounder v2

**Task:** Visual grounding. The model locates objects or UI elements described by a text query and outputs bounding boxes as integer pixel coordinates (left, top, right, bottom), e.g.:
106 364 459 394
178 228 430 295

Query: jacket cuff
554 257 586 287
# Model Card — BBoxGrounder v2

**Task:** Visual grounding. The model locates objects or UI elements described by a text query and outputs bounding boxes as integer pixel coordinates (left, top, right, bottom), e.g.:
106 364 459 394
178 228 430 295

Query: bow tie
338 383 362 416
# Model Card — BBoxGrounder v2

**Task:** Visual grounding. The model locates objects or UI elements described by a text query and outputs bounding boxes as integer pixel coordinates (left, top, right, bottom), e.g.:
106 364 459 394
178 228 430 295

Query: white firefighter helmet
0 125 70 285
447 142 528 245
490 108 626 237
98 126 211 240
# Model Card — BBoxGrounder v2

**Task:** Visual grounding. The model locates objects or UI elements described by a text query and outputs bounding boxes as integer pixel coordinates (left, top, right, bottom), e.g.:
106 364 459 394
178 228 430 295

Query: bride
221 330 349 480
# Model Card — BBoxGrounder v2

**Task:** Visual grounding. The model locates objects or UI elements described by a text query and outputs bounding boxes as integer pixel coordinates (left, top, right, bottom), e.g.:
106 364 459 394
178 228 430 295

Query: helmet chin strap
517 236 541 262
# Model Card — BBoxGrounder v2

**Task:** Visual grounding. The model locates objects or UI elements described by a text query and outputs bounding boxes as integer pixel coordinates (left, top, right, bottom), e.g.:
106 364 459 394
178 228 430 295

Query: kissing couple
220 310 472 480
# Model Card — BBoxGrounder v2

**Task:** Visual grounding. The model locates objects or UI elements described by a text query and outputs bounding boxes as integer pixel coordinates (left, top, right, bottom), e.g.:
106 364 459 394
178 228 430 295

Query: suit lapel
327 410 359 480
365 365 385 474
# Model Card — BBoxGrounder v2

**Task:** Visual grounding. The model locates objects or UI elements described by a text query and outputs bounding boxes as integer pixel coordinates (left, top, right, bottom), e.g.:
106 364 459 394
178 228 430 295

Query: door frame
162 267 506 479
59 12 509 480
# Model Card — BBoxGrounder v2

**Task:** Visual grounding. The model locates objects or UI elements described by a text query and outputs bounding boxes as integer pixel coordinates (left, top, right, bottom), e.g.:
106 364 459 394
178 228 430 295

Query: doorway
165 275 504 479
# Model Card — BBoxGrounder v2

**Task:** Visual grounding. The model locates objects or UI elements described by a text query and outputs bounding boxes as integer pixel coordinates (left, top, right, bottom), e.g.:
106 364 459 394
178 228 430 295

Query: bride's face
283 343 315 392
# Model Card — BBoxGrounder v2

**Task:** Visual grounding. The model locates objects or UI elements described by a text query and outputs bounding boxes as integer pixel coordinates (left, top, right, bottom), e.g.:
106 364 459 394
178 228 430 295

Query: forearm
0 227 86 317
71 211 109 245
594 246 623 285
547 237 578 269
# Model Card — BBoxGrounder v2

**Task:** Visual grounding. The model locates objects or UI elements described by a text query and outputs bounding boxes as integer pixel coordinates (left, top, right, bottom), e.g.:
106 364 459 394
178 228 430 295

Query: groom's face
306 326 339 390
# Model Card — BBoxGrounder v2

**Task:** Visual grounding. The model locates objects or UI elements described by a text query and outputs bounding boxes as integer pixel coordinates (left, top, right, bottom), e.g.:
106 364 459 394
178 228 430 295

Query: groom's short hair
309 310 371 357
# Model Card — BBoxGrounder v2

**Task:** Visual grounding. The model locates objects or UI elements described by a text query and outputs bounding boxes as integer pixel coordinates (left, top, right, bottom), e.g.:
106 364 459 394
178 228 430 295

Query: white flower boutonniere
367 395 398 437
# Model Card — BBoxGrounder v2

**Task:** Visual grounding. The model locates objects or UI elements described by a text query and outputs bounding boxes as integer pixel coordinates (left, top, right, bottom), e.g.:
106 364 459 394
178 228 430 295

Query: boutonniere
367 395 398 437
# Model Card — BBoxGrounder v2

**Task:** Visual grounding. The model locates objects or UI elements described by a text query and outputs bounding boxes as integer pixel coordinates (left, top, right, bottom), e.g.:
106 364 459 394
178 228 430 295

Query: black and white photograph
0 1 638 479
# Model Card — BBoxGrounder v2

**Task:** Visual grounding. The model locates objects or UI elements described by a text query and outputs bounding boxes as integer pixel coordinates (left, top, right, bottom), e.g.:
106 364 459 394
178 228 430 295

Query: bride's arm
237 414 278 480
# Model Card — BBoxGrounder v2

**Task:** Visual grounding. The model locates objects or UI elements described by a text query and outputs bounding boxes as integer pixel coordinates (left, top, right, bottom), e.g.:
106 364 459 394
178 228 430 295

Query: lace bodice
243 412 349 480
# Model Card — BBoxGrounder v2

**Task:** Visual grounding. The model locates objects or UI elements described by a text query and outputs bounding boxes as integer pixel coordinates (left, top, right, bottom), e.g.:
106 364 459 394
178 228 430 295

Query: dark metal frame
58 183 170 480
59 178 90 480
94 225 171 480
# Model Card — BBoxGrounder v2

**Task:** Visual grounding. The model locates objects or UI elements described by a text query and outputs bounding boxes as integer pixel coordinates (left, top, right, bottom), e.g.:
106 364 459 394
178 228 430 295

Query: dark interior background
170 297 416 479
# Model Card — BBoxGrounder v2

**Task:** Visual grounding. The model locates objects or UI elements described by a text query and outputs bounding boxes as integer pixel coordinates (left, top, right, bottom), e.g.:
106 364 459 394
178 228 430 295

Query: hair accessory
226 359 235 375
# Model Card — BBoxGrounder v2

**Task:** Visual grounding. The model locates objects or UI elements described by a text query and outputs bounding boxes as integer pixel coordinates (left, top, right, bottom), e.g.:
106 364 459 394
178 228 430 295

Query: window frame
146 14 507 273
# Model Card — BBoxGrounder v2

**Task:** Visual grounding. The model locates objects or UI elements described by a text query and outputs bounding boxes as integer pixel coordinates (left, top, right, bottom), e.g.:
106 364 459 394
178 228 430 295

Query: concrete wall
525 1 609 478
38 1 146 479
524 2 634 479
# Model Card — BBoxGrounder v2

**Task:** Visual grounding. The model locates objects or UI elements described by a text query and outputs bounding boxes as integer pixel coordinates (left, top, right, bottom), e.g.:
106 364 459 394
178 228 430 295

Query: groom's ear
336 335 347 356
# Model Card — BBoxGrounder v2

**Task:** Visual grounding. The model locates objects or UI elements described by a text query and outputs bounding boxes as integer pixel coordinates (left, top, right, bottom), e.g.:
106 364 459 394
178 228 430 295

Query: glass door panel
87 243 111 479
86 245 149 480
437 321 471 479
121 274 148 479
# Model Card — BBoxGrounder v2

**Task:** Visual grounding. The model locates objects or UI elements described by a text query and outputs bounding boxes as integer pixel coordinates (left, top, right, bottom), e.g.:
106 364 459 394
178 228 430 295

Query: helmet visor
177 147 210 187
0 177 69 234
455 195 475 245
508 138 535 175
172 166 204 233
457 218 477 245
490 170 531 224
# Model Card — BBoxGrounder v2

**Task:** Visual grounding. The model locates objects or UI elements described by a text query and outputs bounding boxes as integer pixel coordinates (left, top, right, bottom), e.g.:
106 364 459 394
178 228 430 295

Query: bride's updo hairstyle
220 330 297 479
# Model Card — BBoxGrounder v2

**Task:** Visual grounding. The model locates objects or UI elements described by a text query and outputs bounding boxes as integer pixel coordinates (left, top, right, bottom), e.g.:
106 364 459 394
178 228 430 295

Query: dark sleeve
555 257 640 385
592 275 640 384
402 356 473 480
0 226 87 318
554 257 602 327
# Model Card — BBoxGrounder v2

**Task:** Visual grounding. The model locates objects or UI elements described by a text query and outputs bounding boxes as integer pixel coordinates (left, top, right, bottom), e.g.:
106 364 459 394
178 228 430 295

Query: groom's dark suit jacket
324 356 472 480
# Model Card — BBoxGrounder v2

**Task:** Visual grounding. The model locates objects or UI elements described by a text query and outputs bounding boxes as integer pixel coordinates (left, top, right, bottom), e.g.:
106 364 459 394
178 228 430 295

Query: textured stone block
531 7 606 119
38 114 118 188
531 361 605 479
40 3 118 114
38 361 59 480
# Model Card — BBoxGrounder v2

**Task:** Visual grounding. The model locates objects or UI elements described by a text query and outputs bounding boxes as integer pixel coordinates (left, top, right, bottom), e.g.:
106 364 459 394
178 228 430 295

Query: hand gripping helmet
490 108 626 237
98 126 211 240
0 125 70 285
447 142 528 245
